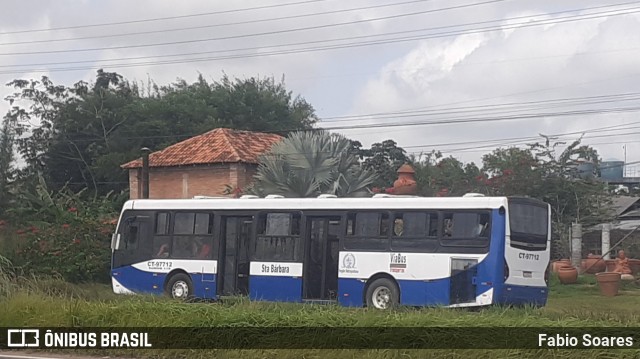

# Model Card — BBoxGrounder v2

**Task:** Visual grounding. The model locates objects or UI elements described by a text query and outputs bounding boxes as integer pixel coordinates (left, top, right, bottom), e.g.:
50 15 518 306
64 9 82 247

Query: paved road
0 352 125 359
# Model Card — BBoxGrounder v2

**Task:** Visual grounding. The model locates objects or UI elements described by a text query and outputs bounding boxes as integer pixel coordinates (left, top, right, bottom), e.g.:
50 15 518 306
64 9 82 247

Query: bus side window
343 212 389 251
254 212 300 261
441 211 491 243
125 223 139 250
153 212 172 258
477 213 490 238
393 218 404 236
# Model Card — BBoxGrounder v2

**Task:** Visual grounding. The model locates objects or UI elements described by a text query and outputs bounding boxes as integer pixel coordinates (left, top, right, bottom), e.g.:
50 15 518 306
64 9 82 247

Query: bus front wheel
166 273 193 300
365 278 399 309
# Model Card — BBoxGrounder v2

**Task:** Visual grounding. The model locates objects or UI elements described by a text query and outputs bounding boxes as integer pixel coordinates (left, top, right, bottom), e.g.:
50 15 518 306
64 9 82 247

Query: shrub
10 219 114 283
0 254 13 297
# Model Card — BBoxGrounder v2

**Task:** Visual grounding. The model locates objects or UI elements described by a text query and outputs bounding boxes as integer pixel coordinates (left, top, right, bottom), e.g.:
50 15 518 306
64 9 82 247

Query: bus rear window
509 203 548 251
509 203 548 236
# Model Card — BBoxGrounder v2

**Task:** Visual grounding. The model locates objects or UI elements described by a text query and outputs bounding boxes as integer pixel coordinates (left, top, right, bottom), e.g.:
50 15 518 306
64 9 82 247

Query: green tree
0 117 16 215
4 71 318 196
480 136 612 258
480 147 541 196
411 151 481 196
249 131 378 197
356 139 408 189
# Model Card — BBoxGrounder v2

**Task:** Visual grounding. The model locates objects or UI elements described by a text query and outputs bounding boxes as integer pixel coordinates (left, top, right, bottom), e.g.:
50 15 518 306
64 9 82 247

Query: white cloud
1 0 640 170
344 5 640 166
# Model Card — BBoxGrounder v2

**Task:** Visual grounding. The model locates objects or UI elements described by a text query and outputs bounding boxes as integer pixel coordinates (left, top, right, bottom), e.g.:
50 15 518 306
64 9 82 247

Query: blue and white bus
110 193 551 309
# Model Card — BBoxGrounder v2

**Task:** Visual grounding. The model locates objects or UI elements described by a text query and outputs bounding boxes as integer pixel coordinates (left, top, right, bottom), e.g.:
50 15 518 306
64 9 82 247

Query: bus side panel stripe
190 274 217 299
111 266 164 295
249 276 302 302
398 278 449 306
338 278 365 307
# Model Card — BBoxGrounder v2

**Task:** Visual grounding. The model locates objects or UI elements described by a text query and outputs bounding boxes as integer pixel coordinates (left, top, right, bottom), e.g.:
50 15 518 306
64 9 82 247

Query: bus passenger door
218 216 252 296
450 258 478 305
303 216 341 301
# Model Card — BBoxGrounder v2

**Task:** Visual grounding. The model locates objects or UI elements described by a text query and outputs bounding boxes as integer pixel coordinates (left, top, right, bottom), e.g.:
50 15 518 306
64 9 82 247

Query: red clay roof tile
121 128 282 169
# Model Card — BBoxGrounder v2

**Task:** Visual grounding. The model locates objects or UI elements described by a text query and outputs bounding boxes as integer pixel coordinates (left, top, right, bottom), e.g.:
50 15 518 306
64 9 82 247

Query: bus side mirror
111 233 121 250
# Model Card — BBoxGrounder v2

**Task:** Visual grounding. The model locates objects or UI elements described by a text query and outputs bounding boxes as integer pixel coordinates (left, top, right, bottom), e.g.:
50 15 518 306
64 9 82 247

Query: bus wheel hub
373 287 390 309
172 281 188 298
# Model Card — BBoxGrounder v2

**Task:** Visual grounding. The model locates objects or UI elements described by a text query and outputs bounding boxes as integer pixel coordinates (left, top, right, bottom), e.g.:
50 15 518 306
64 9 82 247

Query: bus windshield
508 202 548 251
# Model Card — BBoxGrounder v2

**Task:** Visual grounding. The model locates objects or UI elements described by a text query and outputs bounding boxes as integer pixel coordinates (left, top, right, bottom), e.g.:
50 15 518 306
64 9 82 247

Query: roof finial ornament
388 163 417 195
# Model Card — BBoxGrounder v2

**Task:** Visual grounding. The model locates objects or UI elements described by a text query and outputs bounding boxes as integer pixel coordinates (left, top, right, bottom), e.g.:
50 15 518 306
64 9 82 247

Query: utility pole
602 223 611 260
571 222 582 271
623 144 627 177
141 147 151 199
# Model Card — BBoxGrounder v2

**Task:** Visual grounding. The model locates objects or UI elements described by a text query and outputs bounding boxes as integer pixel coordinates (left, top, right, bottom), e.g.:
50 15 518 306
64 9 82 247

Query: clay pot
629 259 640 276
581 256 606 274
392 165 418 195
596 272 621 297
557 265 578 284
605 259 617 272
551 259 571 273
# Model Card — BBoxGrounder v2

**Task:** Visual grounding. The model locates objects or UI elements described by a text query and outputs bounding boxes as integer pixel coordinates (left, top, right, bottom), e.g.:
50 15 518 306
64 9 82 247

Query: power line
3 1 635 70
319 106 640 131
319 92 640 122
16 92 638 145
402 122 640 150
0 0 509 57
1 5 638 76
0 0 330 36
0 0 435 47
35 105 640 145
444 129 640 153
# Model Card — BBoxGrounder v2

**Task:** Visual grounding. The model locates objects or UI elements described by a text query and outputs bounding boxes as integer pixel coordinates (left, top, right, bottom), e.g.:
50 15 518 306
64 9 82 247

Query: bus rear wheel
366 278 399 309
166 273 193 300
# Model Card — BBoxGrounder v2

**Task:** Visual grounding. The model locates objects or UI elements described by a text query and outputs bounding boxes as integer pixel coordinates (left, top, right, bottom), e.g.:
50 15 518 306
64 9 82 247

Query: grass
0 253 13 298
1 274 640 358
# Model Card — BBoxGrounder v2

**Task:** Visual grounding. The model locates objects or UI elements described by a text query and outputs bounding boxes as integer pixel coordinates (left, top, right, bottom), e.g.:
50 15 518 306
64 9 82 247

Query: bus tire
365 278 399 309
165 273 193 300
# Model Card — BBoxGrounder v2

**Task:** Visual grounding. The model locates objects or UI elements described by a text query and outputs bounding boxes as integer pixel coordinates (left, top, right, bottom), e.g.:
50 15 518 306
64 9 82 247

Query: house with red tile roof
121 128 282 199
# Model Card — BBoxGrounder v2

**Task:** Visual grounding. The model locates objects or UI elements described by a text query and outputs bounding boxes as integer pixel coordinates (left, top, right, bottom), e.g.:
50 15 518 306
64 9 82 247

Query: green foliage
0 254 13 298
6 173 125 227
0 117 16 215
1 176 118 283
407 136 612 259
10 219 113 283
4 71 317 196
480 147 539 196
1 280 640 358
410 151 481 196
250 131 378 197
356 139 408 188
477 136 613 259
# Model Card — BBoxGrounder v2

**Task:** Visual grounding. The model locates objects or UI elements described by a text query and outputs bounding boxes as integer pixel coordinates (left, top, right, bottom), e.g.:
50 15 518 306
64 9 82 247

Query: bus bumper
500 284 548 306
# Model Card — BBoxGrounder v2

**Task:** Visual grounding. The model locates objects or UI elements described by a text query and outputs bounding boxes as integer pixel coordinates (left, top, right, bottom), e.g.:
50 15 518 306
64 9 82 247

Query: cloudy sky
2 0 640 175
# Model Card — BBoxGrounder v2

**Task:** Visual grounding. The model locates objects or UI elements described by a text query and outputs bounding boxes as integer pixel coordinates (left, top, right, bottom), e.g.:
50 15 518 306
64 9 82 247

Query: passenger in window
444 218 453 237
394 219 404 236
194 238 212 259
476 223 488 237
156 243 169 258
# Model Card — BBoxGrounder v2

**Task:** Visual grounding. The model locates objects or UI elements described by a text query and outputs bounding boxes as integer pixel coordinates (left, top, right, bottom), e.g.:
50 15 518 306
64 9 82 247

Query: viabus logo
7 329 40 347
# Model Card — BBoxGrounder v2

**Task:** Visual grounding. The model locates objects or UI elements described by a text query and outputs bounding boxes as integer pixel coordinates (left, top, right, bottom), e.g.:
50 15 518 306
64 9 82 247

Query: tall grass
2 277 640 358
0 253 13 297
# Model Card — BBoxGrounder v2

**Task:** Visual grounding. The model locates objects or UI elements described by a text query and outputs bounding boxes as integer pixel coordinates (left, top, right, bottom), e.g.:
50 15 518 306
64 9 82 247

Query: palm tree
249 131 378 197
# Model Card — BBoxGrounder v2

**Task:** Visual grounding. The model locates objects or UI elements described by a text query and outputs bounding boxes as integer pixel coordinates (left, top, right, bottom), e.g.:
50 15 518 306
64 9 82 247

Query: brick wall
128 163 258 199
